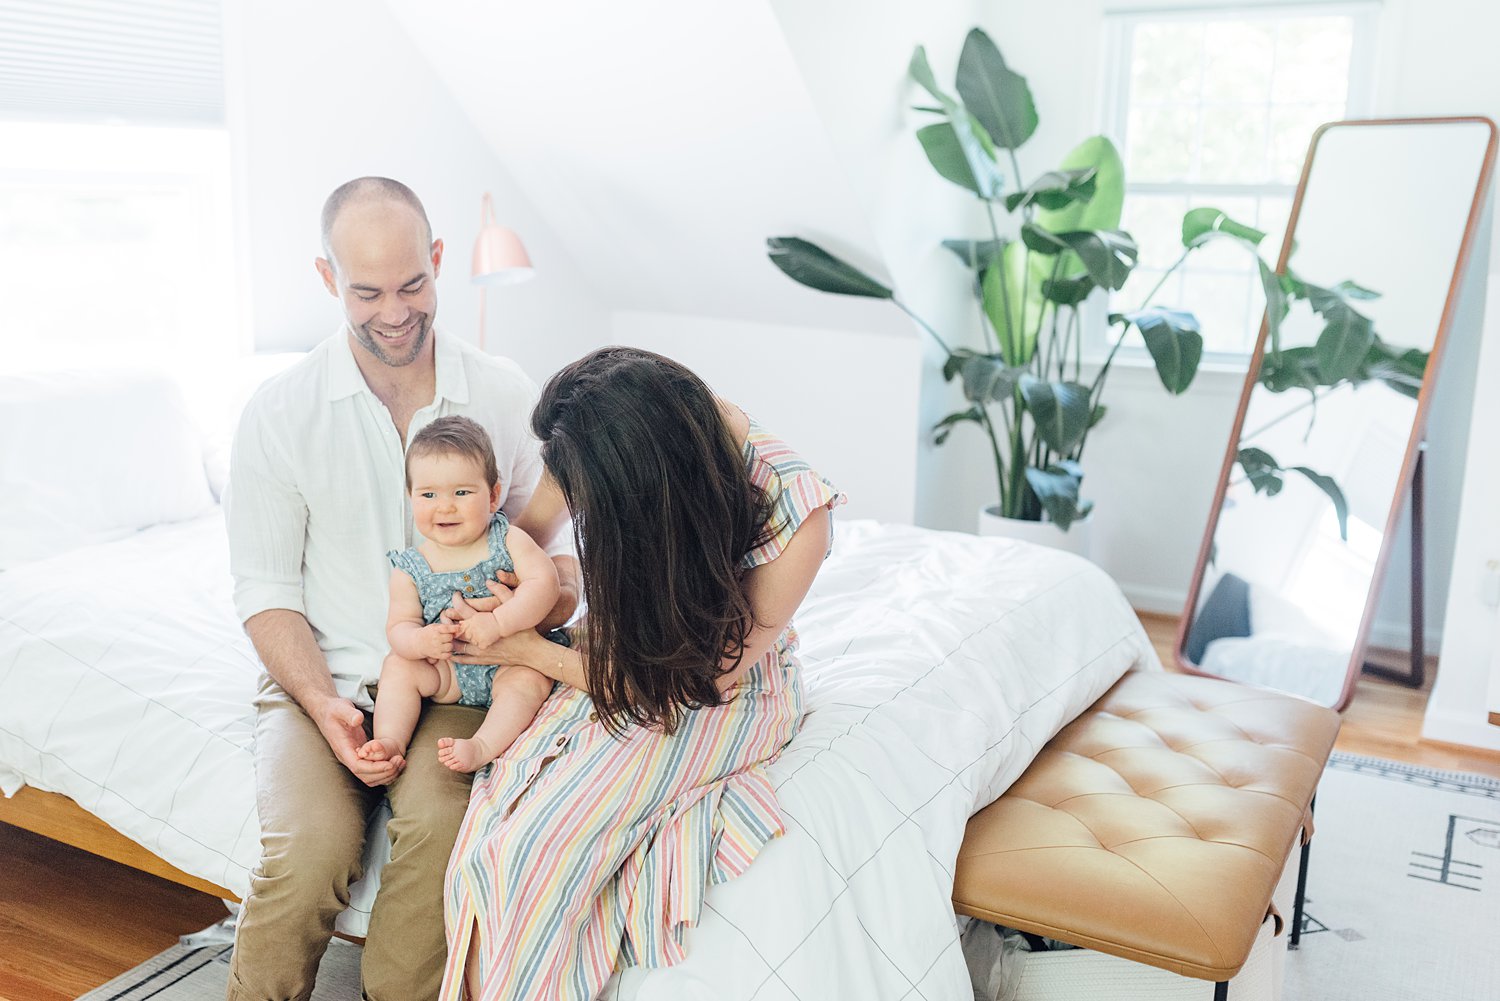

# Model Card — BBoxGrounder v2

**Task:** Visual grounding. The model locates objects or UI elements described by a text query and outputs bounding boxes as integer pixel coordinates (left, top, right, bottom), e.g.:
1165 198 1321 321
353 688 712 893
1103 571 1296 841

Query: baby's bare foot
358 737 404 762
437 735 495 773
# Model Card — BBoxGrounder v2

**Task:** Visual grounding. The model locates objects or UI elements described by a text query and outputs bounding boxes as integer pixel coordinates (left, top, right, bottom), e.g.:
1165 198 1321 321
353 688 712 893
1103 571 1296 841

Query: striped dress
438 425 844 1001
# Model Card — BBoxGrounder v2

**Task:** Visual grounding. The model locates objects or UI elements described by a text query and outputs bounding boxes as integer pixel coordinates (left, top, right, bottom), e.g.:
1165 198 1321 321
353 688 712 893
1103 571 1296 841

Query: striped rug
76 938 361 1001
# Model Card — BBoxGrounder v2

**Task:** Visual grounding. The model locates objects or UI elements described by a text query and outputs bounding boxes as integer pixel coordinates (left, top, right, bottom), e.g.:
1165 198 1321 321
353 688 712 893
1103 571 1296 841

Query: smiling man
223 177 578 1001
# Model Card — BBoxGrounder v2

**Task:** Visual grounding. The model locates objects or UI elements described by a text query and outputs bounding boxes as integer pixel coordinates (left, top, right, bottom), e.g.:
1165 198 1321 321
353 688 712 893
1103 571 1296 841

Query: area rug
1285 753 1500 1001
76 752 1499 1000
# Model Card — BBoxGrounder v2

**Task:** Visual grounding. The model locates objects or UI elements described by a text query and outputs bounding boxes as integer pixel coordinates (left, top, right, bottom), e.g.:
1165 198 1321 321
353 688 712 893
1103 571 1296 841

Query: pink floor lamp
471 192 535 351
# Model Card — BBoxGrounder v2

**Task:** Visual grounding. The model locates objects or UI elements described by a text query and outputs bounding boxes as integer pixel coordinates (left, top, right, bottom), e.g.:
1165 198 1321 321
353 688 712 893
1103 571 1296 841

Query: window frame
1092 1 1380 367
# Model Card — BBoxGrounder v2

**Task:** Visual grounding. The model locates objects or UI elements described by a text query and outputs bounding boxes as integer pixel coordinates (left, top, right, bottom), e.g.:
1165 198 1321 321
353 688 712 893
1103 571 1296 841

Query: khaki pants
226 678 482 1001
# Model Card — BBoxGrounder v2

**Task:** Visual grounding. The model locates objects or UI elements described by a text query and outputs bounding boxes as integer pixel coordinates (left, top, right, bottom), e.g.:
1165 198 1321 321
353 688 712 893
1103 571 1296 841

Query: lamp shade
471 192 534 286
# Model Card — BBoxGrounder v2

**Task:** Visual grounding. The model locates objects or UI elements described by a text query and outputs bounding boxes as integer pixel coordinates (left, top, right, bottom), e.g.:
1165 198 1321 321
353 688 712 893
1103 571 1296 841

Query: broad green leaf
955 28 1038 151
1182 206 1266 248
1088 404 1108 429
1004 168 1097 214
960 353 1022 403
908 46 946 103
941 238 1006 271
1019 375 1092 456
982 241 1049 366
1040 275 1095 305
1020 224 1138 290
1334 279 1380 300
1236 446 1285 496
1364 340 1428 398
1315 301 1375 382
1257 346 1323 394
766 237 893 298
1291 466 1350 541
1258 260 1292 356
1024 463 1092 530
932 405 985 446
1125 307 1203 394
916 118 1005 198
1035 136 1125 233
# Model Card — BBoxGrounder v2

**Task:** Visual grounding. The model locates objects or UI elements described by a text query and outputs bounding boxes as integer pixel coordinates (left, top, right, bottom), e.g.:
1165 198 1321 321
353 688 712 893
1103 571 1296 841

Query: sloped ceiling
383 0 911 338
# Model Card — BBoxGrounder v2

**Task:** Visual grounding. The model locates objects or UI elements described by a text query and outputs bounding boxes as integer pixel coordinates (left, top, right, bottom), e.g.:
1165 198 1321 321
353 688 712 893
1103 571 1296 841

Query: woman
435 347 843 1000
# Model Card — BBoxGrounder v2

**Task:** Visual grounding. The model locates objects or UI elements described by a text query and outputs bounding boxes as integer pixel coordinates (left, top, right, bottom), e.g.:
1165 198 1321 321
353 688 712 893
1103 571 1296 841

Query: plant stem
892 298 956 356
1141 249 1191 310
975 405 1008 512
1241 384 1340 442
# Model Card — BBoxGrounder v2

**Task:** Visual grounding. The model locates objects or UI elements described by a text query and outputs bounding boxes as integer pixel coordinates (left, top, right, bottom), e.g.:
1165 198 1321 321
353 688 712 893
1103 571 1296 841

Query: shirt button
588 711 599 723
555 736 567 747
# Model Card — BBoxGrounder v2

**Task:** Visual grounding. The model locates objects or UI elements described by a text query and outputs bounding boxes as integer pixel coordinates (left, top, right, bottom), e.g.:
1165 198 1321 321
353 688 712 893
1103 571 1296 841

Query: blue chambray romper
386 511 517 707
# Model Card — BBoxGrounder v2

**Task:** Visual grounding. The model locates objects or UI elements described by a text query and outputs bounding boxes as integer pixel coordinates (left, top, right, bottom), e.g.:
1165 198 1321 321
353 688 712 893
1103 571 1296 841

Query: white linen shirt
224 327 561 709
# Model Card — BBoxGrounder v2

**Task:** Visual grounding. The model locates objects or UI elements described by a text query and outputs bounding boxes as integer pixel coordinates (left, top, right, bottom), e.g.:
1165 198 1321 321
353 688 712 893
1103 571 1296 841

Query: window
0 0 236 375
0 121 238 373
1102 4 1376 360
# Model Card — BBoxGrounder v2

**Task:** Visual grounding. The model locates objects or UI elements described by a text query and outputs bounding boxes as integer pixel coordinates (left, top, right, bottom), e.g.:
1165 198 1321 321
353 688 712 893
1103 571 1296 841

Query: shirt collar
325 324 470 405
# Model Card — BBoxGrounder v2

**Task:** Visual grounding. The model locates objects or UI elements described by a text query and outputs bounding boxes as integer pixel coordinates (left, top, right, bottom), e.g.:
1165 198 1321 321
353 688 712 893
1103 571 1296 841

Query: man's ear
315 257 339 297
430 238 445 279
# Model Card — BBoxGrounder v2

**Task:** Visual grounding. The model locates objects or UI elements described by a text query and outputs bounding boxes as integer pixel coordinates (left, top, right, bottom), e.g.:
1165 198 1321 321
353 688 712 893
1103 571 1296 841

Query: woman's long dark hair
532 347 776 736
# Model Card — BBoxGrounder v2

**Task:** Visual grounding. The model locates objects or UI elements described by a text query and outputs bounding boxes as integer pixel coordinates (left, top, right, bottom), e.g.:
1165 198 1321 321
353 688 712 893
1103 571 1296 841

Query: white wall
610 311 922 525
767 0 991 531
221 0 607 383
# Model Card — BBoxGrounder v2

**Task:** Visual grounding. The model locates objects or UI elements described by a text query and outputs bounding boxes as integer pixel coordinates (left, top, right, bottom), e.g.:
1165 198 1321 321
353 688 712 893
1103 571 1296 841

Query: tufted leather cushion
953 671 1340 981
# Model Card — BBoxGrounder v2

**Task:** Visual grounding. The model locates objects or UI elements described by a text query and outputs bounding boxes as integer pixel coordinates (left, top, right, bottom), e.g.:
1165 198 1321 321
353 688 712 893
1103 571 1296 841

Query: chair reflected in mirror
1177 117 1497 710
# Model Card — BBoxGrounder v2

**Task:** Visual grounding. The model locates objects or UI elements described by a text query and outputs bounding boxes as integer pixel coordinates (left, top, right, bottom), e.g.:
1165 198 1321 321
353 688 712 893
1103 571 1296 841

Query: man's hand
416 621 460 661
311 695 404 786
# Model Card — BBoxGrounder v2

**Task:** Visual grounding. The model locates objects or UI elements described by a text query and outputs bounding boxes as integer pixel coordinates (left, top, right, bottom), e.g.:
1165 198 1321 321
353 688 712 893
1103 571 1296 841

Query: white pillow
0 368 216 569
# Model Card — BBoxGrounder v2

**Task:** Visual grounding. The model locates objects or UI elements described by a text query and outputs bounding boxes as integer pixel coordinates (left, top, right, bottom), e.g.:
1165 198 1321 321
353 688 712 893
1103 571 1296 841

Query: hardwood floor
0 822 225 1001
3 611 1498 999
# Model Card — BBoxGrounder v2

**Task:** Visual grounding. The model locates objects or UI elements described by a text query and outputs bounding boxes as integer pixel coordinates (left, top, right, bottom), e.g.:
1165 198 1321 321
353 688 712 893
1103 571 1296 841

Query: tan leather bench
953 671 1340 998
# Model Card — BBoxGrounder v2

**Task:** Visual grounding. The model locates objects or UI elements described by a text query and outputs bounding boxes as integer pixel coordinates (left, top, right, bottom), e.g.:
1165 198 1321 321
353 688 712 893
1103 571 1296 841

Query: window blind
0 0 223 125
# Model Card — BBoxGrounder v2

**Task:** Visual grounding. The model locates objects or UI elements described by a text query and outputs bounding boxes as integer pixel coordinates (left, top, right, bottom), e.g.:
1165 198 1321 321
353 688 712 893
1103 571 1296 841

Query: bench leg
1214 981 1229 1000
1290 795 1316 950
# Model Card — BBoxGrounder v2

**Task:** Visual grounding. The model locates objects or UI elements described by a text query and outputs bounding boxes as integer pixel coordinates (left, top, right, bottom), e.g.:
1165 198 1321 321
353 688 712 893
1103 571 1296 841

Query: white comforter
0 516 1157 997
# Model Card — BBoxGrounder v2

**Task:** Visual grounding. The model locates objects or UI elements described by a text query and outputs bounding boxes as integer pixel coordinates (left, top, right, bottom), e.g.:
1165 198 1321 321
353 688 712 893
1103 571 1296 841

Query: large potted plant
767 28 1222 549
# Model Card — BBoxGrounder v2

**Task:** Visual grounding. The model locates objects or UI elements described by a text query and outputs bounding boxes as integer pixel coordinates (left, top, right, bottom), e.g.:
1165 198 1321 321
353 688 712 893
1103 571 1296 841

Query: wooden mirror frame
1174 116 1499 711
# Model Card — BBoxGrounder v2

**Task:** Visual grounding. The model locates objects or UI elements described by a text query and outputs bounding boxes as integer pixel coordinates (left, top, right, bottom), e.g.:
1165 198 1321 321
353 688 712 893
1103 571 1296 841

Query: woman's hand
444 592 536 665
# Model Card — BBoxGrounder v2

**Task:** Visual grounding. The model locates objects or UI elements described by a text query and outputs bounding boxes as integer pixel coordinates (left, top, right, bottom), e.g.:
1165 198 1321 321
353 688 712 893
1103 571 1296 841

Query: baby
358 415 559 774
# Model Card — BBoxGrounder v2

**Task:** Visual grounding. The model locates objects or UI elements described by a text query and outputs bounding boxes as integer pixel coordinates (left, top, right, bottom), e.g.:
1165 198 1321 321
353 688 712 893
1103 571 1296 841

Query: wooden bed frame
0 785 237 900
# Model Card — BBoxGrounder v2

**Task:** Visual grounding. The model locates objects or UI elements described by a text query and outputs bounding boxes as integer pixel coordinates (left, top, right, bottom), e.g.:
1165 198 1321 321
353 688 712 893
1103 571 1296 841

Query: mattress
0 515 1158 985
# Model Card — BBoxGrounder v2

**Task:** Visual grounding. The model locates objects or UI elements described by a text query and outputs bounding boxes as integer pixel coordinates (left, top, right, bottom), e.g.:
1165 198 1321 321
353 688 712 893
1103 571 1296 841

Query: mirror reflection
1180 118 1496 708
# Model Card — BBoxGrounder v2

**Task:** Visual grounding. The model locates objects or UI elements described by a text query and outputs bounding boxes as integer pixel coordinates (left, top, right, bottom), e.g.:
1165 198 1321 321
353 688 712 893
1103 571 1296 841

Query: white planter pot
977 505 1093 559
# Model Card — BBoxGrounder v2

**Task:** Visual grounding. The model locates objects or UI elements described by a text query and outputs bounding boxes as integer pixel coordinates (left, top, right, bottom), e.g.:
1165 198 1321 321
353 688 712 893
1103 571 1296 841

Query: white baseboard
1118 583 1188 617
1420 708 1500 754
1367 620 1444 656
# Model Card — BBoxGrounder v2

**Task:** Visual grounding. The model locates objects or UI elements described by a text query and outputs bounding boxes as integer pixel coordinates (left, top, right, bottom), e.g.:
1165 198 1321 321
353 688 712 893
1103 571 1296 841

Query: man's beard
353 312 432 367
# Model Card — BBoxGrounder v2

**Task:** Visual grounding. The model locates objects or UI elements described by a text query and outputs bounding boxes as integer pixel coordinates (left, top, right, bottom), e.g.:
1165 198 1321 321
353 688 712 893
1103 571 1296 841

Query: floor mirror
1176 117 1497 710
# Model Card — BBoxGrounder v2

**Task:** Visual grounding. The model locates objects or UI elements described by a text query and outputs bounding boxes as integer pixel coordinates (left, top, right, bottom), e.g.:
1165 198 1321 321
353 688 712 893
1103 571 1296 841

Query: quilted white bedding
0 515 1157 996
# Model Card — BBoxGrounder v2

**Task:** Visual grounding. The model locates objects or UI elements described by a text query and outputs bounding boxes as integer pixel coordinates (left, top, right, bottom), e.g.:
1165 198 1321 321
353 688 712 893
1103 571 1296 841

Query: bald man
223 177 579 1001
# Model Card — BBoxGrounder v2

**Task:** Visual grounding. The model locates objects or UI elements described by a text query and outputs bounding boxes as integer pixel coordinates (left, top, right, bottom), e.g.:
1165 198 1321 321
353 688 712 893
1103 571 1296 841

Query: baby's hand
417 622 460 661
456 612 504 648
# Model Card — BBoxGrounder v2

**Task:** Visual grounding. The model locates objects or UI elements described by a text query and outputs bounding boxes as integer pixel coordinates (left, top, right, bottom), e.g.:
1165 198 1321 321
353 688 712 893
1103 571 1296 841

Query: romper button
463 574 471 582
465 585 475 593
555 736 567 747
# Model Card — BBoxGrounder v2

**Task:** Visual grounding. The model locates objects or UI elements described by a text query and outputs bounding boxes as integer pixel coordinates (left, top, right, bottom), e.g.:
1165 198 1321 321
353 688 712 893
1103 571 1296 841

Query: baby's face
409 452 500 548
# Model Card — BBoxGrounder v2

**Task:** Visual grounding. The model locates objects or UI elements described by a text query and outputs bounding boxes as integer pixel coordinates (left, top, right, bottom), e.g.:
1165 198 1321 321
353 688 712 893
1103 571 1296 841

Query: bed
0 369 1159 998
